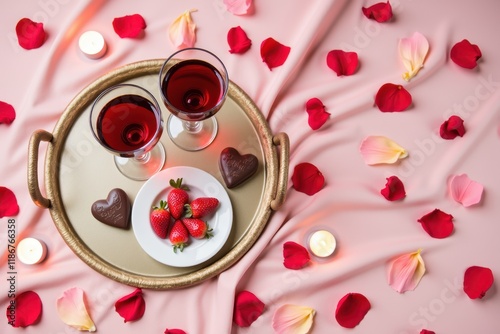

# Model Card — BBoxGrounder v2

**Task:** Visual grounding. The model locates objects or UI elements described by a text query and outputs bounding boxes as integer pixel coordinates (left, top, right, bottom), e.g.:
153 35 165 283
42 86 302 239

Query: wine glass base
167 115 218 151
114 142 166 181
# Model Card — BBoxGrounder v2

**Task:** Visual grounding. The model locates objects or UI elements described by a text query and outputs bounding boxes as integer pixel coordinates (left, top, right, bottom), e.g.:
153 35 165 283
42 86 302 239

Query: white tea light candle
79 31 107 59
17 238 47 265
309 230 336 257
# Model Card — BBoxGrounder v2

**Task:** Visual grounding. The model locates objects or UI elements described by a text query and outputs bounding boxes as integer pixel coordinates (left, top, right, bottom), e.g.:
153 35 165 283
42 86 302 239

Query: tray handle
28 130 53 208
270 132 290 211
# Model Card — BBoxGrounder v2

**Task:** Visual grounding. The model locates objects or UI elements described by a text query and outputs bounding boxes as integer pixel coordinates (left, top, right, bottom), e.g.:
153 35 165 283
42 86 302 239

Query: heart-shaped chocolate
219 147 259 188
91 188 131 229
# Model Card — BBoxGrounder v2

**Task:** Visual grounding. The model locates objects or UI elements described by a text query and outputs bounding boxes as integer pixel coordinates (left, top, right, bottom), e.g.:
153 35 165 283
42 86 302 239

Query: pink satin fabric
1 0 500 333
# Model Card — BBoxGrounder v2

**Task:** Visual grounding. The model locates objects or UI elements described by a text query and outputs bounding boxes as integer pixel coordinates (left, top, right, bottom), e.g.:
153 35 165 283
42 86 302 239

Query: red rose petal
440 115 465 139
260 37 291 70
463 266 494 299
420 330 436 334
114 288 145 322
16 18 46 50
164 329 186 334
291 162 325 195
0 101 16 125
283 241 310 269
375 83 412 112
112 14 146 38
233 290 265 327
0 187 20 218
417 209 454 238
335 292 371 328
362 1 393 22
450 39 482 69
326 50 359 76
380 176 406 201
6 291 42 327
305 98 330 130
228 26 251 54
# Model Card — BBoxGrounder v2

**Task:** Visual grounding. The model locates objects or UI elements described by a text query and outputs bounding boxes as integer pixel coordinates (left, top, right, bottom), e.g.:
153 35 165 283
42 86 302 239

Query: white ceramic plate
132 166 233 267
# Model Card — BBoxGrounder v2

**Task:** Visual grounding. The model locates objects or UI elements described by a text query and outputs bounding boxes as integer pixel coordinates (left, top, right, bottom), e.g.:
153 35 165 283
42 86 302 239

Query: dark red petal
16 18 46 50
0 187 20 218
0 101 16 125
463 266 494 299
450 39 482 69
283 241 310 269
326 50 359 76
233 290 265 327
380 176 406 201
228 26 252 54
6 291 42 327
114 288 145 322
375 83 412 112
335 292 371 328
420 330 436 334
305 98 330 130
417 209 454 238
112 14 146 38
362 1 393 22
260 37 291 70
164 329 186 334
440 115 465 139
291 162 325 195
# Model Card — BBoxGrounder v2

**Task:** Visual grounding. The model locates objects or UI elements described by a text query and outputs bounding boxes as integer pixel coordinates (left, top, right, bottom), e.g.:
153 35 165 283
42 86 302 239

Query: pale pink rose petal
56 287 96 332
359 136 408 165
449 174 483 207
399 32 429 81
387 249 426 293
223 0 252 15
168 10 197 49
272 304 315 334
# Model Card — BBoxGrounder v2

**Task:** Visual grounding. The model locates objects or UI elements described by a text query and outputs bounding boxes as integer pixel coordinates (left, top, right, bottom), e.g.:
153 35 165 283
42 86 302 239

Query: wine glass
90 84 166 181
159 48 229 151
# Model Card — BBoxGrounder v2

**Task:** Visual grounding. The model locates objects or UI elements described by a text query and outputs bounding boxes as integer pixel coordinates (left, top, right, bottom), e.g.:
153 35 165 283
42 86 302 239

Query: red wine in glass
161 59 225 120
97 94 159 154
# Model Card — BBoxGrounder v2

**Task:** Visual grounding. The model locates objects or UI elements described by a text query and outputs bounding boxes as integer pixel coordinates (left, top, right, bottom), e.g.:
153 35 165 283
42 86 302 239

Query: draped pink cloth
1 0 500 332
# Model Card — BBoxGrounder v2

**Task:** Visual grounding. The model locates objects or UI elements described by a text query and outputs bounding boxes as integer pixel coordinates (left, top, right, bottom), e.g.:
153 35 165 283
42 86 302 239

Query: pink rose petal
463 266 494 299
0 101 16 125
417 209 454 239
399 32 429 81
260 37 291 70
233 290 265 327
16 18 46 50
112 14 146 38
326 50 359 76
305 98 330 130
0 187 20 218
283 241 310 269
6 291 42 328
223 0 253 15
114 288 145 322
387 249 426 293
291 162 325 195
335 293 371 328
56 287 96 332
169 10 197 49
449 174 483 207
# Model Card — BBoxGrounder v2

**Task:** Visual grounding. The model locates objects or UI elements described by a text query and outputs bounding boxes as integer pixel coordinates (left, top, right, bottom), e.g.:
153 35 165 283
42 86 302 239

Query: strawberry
169 219 189 253
150 200 170 239
185 197 219 218
182 218 213 239
167 178 189 219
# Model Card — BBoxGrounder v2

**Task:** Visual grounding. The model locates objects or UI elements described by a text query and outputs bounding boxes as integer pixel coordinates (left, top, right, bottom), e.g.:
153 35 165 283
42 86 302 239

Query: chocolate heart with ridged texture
91 188 131 229
219 147 258 188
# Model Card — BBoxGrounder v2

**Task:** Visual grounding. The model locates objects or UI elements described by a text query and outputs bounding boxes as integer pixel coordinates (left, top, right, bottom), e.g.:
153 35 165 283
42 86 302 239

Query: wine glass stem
183 120 202 134
134 152 151 163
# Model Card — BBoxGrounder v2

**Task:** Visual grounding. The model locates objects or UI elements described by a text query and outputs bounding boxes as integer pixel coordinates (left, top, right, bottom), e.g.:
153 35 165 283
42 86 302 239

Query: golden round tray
28 59 289 289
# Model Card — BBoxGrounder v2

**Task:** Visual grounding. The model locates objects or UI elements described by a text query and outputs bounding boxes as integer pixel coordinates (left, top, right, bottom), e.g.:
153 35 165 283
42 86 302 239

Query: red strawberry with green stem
169 219 189 253
185 197 219 218
150 200 170 239
167 178 189 219
182 218 213 239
